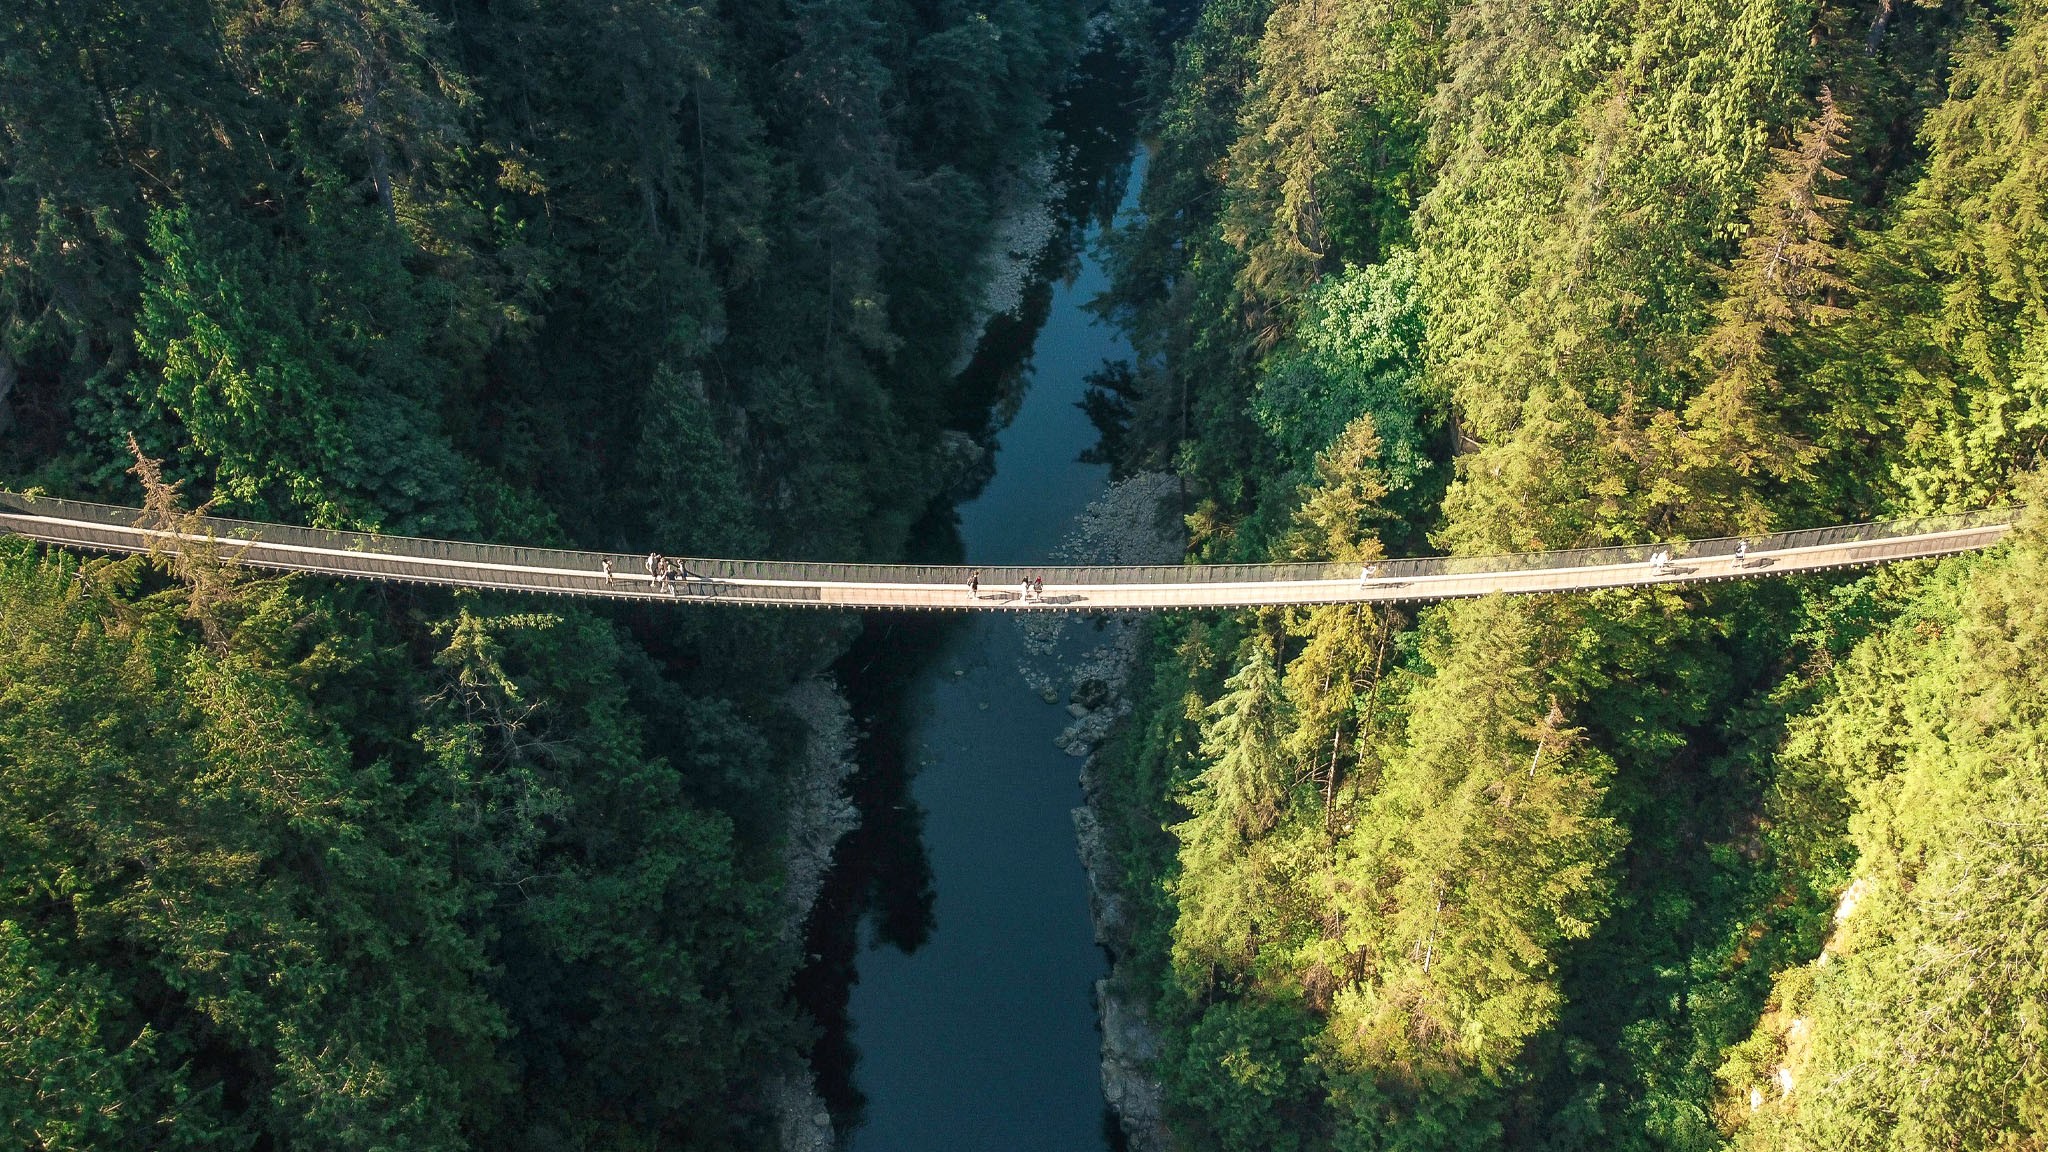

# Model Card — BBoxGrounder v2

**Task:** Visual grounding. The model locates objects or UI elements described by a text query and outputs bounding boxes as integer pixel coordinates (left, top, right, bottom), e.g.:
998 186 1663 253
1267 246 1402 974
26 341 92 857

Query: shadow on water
787 25 1146 1145
943 31 1142 443
792 499 959 1127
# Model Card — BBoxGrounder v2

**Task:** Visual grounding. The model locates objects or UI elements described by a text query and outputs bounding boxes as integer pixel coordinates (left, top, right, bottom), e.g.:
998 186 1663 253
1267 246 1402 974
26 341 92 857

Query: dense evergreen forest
0 0 1097 1147
6 0 2047 1148
1090 0 2048 1148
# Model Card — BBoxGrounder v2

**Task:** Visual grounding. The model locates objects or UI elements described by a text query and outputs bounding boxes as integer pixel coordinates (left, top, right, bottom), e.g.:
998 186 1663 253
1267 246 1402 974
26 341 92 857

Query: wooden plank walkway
0 493 2018 613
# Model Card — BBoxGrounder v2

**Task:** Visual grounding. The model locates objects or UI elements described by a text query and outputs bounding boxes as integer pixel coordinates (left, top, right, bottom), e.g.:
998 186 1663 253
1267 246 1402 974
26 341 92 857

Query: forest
1087 0 2048 1148
0 0 1096 1147
4 0 2046 1149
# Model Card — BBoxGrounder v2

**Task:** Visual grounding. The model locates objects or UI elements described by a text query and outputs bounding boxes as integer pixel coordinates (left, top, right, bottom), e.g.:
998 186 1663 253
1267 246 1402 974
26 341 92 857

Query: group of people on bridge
966 570 1049 602
596 553 710 595
1650 539 1750 576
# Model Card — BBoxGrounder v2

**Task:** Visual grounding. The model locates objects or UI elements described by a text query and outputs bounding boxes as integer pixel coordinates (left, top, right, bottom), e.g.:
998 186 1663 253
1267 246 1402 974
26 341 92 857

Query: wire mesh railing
0 491 2020 597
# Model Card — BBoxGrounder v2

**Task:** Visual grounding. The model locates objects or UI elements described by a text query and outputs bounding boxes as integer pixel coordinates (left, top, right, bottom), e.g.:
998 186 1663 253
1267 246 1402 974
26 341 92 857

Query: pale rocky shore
771 677 860 1152
1032 472 1182 1152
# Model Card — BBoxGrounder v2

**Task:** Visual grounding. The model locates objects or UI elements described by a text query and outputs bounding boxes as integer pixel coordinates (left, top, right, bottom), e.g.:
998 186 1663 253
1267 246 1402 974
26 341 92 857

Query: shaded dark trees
0 0 1099 1148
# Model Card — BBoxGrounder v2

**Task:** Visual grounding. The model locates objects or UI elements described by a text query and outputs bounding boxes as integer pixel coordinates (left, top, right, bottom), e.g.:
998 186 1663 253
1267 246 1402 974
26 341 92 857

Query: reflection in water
798 566 953 1124
789 29 1145 1152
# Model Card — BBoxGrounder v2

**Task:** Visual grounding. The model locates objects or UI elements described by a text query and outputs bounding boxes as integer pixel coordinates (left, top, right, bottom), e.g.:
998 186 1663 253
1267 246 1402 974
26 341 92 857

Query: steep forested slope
0 1 1093 1148
1724 489 2048 1150
1090 0 2048 1148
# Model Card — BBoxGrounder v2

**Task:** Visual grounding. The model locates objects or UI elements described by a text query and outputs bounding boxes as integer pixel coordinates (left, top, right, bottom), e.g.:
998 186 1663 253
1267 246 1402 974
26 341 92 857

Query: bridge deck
0 494 2018 613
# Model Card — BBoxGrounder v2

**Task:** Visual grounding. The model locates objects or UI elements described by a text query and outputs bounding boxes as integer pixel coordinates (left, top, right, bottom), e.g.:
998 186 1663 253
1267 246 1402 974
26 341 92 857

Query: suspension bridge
0 492 2019 613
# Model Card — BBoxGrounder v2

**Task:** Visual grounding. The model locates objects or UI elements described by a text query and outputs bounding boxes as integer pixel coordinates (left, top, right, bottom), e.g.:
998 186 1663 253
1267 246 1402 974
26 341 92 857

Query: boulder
1071 677 1112 711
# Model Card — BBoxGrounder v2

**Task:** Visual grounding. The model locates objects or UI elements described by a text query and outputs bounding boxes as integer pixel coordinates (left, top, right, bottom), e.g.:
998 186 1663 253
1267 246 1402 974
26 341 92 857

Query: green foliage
1795 5 2048 514
1220 0 1445 312
0 921 186 1152
1172 634 1299 975
1255 252 1437 496
1096 0 2048 1149
0 544 498 1149
0 538 805 1150
638 367 763 558
1168 997 1323 1151
1322 597 1620 1086
116 207 469 531
1288 416 1393 563
1723 504 2048 1151
0 0 1103 1145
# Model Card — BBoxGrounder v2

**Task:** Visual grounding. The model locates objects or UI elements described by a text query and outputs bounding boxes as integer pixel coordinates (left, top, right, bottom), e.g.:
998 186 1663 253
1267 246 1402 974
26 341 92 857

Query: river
792 40 1147 1152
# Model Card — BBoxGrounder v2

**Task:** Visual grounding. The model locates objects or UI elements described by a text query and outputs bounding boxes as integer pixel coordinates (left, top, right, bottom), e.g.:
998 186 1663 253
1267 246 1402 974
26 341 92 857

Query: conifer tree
1726 495 2048 1151
1673 92 1850 528
1172 634 1301 978
1322 597 1618 1093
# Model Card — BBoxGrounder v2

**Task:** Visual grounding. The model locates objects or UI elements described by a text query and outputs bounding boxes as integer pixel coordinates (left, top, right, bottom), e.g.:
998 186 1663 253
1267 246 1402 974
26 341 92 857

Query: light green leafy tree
1256 253 1439 496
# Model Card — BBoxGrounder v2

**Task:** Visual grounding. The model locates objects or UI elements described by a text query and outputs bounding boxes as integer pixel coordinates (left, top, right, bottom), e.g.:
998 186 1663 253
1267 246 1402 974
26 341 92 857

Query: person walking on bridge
1359 563 1379 588
968 571 980 600
1735 540 1749 566
1033 576 1044 601
1021 575 1033 602
601 557 614 585
645 552 660 586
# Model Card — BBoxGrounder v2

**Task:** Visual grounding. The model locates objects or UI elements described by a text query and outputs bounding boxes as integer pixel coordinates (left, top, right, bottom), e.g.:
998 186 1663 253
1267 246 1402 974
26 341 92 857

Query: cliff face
771 678 859 1152
1076 774 1174 1152
778 678 863 944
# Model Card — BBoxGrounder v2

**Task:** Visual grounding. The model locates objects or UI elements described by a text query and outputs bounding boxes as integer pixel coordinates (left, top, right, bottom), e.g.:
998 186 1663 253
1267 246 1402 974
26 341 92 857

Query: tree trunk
0 349 16 435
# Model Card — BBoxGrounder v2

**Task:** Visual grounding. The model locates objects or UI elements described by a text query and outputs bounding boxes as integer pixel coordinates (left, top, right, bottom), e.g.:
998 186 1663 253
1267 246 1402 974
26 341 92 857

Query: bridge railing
0 491 2020 589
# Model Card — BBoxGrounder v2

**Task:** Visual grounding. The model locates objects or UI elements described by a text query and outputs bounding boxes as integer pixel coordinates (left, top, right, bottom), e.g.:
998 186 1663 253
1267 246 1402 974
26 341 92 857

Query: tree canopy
1090 0 2048 1148
0 0 1099 1146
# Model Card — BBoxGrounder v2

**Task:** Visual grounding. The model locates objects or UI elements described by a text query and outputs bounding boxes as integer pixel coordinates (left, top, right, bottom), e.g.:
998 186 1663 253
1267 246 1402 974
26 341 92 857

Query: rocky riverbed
771 678 861 1152
1022 472 1181 1152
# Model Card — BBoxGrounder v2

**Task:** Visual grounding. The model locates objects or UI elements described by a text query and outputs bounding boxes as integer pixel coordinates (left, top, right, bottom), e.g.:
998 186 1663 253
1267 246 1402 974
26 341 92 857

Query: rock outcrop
772 677 861 1151
1045 473 1182 1151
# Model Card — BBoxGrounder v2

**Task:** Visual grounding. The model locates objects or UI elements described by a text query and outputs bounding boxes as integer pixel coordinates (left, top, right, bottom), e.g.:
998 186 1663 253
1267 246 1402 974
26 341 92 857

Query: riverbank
1038 473 1182 1152
771 678 863 1152
793 150 1150 1152
776 21 1152 1144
